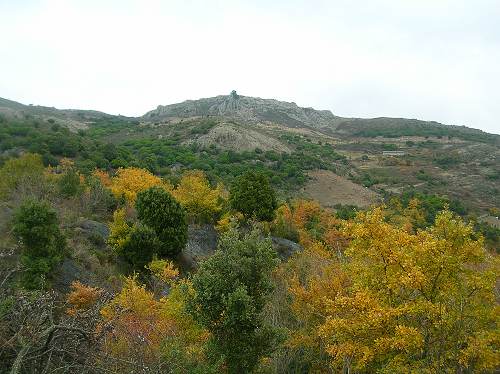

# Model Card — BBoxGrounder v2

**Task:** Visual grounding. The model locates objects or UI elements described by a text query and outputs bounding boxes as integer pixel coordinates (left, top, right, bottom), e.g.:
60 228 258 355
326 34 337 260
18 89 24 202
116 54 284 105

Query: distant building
382 151 406 156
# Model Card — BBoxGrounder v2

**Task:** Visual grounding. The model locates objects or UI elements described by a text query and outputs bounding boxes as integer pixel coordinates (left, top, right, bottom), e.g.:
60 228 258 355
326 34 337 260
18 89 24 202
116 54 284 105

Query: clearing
301 170 381 208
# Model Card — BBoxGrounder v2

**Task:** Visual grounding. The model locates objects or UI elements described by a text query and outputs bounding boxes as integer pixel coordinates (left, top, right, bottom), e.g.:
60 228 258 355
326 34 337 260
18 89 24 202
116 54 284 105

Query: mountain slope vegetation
0 92 499 373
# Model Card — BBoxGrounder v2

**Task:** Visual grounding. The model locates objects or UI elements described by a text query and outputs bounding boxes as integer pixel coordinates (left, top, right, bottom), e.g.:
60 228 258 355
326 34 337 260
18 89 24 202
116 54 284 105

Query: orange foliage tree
92 168 112 187
272 200 346 256
66 281 103 316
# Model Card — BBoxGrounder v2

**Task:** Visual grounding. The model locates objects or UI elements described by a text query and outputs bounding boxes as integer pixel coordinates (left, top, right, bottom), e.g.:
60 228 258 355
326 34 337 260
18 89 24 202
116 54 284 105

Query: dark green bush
230 171 277 221
135 186 188 258
119 223 160 270
58 169 82 197
12 199 66 289
188 229 281 373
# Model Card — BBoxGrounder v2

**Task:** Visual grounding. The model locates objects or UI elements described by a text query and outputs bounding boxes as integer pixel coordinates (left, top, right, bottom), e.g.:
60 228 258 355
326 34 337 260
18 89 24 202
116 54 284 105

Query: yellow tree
172 170 224 223
99 273 211 372
290 208 499 373
110 167 171 203
107 207 132 251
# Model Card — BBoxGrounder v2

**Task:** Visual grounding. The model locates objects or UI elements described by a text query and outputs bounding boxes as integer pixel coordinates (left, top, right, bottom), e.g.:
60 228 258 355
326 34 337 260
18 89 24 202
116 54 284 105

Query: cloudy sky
1 0 499 134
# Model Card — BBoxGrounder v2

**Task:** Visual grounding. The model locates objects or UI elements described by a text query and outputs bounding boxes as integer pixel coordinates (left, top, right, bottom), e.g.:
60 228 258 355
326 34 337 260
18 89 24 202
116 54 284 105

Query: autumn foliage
110 167 171 203
288 207 500 372
3 160 499 374
172 170 225 223
66 281 102 316
100 273 211 372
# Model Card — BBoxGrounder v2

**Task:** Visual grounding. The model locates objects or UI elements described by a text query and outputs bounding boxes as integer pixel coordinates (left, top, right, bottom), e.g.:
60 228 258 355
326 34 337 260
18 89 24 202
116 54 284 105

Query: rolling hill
0 92 499 216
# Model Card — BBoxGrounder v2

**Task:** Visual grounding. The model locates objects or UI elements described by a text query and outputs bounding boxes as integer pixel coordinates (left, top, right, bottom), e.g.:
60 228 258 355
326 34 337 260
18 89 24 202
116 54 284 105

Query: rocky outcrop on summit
144 92 339 130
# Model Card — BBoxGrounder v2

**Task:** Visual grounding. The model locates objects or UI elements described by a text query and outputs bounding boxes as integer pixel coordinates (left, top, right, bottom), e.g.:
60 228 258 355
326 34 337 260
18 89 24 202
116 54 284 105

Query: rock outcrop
144 92 340 130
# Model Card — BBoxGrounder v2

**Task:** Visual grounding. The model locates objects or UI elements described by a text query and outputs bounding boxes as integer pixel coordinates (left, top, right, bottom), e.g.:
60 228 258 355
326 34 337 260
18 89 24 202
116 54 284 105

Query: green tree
12 199 66 289
135 186 188 257
189 228 281 373
230 171 277 221
119 223 160 271
57 169 82 197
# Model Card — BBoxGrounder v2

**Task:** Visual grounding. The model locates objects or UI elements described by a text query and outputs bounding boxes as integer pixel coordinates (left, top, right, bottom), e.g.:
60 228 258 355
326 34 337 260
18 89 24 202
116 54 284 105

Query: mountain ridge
0 93 498 142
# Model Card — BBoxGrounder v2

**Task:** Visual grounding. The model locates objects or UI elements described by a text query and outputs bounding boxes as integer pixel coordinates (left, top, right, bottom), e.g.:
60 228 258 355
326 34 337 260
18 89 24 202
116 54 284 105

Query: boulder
271 237 303 260
178 224 218 270
52 258 90 293
75 219 109 240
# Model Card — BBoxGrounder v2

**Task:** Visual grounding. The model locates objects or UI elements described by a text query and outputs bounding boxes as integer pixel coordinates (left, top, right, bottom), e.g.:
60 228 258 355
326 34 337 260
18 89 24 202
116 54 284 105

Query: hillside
0 92 499 217
0 93 499 373
0 97 127 131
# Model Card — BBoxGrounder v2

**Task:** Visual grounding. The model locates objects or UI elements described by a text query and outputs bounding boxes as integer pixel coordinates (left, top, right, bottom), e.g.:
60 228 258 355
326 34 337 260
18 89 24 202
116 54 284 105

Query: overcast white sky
1 0 499 134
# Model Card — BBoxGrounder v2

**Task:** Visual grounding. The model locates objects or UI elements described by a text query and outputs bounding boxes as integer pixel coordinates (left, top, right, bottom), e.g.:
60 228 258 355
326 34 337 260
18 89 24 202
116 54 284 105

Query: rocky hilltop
144 91 339 130
143 92 497 142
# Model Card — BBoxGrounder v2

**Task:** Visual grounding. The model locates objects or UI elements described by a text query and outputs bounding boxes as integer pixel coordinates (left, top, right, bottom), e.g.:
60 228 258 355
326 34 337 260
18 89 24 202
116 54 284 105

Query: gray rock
179 224 218 270
75 219 109 240
52 258 89 293
144 93 340 130
271 237 303 260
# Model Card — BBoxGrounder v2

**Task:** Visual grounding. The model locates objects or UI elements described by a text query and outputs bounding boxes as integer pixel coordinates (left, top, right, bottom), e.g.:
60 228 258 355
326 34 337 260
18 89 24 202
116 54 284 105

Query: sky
1 0 499 134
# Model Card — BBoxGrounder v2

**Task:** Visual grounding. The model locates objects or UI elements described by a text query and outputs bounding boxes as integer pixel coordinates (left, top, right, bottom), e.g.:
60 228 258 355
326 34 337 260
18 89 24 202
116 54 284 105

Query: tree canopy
136 186 188 257
229 171 277 221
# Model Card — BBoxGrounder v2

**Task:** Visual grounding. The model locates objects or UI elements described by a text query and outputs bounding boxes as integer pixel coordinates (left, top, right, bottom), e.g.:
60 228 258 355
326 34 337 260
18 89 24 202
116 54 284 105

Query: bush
334 204 358 220
84 176 117 214
58 169 82 197
229 171 277 221
136 187 188 258
172 170 224 224
271 205 299 242
0 153 45 199
12 199 66 289
119 223 160 270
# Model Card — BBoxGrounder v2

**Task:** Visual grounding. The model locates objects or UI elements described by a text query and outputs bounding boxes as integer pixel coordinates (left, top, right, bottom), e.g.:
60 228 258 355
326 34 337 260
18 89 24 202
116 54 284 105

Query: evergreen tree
189 228 281 373
136 186 188 257
12 199 66 289
230 171 277 221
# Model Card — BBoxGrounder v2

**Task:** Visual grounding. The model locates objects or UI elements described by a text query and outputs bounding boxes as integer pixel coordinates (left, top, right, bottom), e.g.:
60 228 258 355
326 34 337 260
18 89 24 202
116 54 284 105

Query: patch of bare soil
302 170 381 208
191 122 292 153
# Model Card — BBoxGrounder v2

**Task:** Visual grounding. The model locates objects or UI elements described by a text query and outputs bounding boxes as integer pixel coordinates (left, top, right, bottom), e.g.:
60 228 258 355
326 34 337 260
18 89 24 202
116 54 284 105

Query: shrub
58 169 82 197
119 223 160 271
136 187 188 258
334 204 358 220
229 171 277 221
108 208 131 248
0 153 45 199
110 167 171 203
271 205 299 242
12 199 66 289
